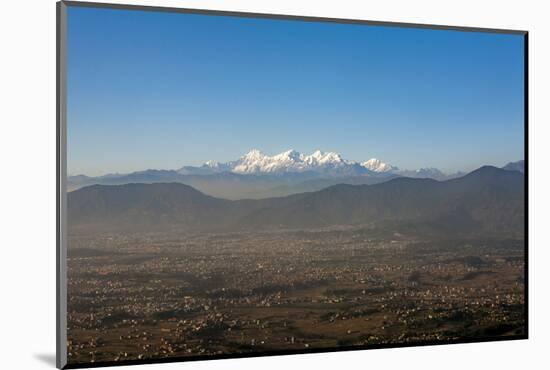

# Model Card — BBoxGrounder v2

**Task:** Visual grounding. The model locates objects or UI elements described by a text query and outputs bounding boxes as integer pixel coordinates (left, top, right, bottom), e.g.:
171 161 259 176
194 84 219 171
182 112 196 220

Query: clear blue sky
67 6 524 176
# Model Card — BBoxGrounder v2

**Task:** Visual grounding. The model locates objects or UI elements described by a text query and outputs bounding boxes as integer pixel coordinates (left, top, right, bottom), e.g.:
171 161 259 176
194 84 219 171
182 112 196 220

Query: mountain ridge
502 160 525 173
69 150 522 199
68 166 524 237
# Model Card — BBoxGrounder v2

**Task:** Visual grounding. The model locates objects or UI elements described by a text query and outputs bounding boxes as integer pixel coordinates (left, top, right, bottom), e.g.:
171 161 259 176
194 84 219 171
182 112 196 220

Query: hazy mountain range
68 165 524 238
69 149 516 199
502 160 525 173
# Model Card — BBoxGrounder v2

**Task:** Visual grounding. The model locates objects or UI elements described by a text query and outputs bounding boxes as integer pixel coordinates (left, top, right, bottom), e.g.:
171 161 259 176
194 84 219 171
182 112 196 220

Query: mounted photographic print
57 1 528 368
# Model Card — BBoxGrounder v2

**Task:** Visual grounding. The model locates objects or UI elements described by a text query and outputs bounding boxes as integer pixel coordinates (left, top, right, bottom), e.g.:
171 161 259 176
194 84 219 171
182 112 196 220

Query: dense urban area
66 226 525 364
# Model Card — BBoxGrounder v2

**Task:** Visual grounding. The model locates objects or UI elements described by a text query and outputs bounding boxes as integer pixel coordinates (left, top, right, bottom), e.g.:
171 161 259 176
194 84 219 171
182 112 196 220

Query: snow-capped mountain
361 158 397 173
178 149 391 176
70 149 510 198
174 148 468 180
231 149 350 174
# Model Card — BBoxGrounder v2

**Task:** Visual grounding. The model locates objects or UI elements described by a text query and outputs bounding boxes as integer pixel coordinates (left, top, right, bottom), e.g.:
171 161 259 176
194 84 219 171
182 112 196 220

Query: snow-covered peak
203 160 220 168
198 160 232 173
176 150 454 179
311 149 323 158
273 149 303 161
242 149 266 160
231 149 352 174
361 158 396 173
319 151 345 164
181 149 400 176
303 150 346 166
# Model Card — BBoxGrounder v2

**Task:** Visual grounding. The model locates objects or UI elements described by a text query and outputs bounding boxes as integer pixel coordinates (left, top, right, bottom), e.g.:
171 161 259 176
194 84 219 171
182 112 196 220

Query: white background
1 0 548 369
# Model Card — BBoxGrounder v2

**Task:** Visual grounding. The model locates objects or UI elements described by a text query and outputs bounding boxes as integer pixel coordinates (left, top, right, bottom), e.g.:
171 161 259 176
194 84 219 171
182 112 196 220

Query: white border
2 1 548 370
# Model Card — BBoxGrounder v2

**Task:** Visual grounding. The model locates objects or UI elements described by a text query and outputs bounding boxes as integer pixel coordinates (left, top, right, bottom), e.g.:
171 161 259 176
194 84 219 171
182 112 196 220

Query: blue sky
67 6 524 176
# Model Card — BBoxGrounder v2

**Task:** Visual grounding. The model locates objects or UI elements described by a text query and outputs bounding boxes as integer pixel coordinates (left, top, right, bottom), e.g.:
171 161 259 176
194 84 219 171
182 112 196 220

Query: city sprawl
67 226 524 364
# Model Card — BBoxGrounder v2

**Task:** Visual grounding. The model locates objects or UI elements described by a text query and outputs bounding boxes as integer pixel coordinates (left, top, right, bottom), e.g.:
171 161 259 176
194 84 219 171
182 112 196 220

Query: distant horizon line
67 149 524 178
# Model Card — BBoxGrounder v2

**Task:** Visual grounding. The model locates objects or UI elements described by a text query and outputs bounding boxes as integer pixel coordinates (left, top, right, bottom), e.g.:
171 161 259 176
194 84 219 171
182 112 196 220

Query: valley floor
66 227 525 365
